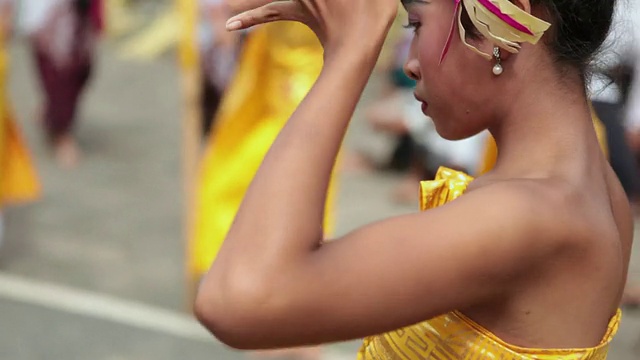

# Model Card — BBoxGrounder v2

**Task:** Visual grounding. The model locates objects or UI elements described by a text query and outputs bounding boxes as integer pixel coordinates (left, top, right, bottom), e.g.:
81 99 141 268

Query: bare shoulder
195 175 613 348
462 178 582 246
467 174 627 258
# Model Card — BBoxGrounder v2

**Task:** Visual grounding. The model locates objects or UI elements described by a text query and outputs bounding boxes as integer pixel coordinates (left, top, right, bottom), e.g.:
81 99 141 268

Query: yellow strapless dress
357 167 621 360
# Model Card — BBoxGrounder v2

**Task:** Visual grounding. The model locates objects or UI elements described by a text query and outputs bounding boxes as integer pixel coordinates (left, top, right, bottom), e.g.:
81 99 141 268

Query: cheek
411 18 493 138
415 35 460 114
419 58 487 138
415 35 447 101
415 22 450 69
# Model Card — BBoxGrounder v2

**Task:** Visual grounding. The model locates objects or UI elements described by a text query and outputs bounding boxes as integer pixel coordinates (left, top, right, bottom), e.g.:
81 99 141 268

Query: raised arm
194 0 565 350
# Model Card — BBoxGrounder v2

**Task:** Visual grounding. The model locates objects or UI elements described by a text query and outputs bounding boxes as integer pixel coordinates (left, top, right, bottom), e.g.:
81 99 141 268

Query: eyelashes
403 21 422 34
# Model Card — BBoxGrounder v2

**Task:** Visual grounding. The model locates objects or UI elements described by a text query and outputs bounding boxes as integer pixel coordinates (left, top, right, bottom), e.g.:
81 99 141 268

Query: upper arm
199 185 563 349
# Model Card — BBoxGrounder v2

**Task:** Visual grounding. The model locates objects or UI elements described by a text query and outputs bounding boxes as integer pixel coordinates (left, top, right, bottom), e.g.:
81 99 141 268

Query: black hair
461 0 618 80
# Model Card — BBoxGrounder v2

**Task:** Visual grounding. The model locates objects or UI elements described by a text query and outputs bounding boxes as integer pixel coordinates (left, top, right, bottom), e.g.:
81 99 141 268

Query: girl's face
403 0 505 140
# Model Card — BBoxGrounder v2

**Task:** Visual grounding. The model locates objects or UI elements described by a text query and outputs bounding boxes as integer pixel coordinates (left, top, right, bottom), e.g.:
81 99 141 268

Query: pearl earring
492 47 503 76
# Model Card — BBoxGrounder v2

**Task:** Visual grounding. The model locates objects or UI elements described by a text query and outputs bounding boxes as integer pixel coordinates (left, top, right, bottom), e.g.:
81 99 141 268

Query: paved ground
2 33 640 359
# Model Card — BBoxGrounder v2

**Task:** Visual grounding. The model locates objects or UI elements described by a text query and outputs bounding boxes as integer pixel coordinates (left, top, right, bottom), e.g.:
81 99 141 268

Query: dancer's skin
196 0 632 352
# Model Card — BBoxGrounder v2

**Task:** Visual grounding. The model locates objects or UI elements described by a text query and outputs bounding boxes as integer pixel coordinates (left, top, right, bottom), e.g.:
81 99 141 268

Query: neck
488 70 599 179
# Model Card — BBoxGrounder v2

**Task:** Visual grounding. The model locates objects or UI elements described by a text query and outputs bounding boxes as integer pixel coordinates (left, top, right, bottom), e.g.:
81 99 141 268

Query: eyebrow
401 0 429 10
401 0 429 6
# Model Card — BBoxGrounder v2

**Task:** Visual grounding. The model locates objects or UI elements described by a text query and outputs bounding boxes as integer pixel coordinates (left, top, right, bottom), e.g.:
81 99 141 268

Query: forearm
215 45 383 275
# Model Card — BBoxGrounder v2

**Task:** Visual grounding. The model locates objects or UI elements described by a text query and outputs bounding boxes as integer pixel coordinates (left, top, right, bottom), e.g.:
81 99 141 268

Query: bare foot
54 135 81 169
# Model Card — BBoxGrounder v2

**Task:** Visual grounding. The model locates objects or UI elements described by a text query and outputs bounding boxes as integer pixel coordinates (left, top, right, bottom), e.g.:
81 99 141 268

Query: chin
435 125 480 142
432 115 484 141
432 120 463 141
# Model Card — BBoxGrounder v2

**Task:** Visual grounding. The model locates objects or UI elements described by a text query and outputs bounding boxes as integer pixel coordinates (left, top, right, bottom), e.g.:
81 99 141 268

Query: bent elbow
194 287 252 349
194 278 286 350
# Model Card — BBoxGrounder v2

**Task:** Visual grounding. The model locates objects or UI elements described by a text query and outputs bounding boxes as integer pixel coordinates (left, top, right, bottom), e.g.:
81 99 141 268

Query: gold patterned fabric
357 167 621 360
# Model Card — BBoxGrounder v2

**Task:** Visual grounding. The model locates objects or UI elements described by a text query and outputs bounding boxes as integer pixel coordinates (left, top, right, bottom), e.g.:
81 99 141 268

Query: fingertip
226 20 243 31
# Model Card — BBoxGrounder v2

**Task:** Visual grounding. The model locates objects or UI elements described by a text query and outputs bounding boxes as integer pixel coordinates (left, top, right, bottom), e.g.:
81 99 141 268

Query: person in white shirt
607 1 640 307
622 12 640 149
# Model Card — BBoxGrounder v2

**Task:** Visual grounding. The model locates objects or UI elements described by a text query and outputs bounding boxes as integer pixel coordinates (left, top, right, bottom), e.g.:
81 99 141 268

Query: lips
421 102 428 114
414 93 428 115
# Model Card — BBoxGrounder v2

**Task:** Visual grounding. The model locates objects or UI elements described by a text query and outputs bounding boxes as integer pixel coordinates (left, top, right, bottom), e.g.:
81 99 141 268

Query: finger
225 0 301 31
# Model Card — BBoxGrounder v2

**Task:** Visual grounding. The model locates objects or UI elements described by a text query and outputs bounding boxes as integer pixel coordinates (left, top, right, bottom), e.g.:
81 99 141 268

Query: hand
224 0 398 56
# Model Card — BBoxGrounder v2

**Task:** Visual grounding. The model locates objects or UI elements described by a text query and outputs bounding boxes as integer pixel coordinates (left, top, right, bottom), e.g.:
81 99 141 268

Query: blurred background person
23 0 104 168
197 0 238 138
603 0 640 306
0 0 40 248
589 0 640 208
622 10 640 179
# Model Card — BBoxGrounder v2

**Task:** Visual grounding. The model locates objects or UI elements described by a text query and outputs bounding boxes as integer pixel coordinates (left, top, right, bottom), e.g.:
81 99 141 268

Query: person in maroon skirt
29 0 103 168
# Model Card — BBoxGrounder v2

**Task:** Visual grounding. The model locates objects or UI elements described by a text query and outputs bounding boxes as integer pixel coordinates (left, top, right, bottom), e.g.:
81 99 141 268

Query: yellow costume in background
0 23 40 206
479 107 608 175
191 22 337 277
358 167 621 360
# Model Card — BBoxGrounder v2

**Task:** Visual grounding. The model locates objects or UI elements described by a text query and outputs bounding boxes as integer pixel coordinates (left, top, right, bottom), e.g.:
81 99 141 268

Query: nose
403 45 421 82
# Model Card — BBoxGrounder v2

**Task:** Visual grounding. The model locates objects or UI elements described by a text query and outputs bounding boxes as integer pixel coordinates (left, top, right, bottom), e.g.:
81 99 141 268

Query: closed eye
403 21 422 34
